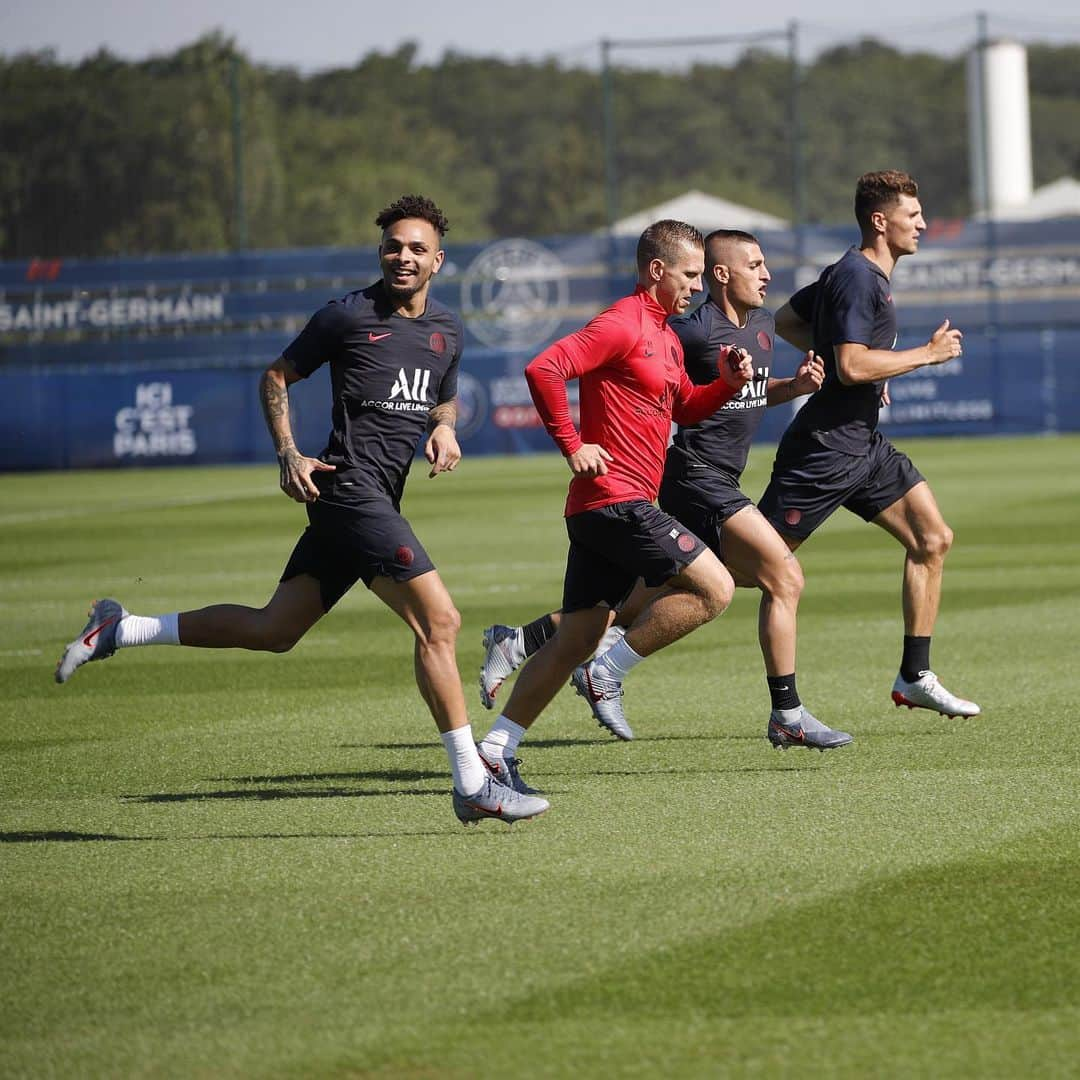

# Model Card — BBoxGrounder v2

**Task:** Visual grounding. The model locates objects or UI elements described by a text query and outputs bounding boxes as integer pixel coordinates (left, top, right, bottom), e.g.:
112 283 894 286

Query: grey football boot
55 598 128 684
767 706 853 751
571 659 634 741
479 624 525 710
891 671 980 718
452 774 549 825
477 743 541 795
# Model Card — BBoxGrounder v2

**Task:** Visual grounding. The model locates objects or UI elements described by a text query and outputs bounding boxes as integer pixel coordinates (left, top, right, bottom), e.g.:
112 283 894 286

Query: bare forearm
766 378 801 405
259 363 297 454
837 344 936 385
427 400 457 433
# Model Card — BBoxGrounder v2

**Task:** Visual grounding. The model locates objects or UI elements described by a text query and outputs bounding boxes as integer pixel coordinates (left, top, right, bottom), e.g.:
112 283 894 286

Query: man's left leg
371 570 549 823
720 507 852 751
871 481 979 717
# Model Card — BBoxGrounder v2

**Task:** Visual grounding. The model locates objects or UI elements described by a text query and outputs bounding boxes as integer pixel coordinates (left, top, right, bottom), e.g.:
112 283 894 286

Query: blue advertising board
2 222 1078 471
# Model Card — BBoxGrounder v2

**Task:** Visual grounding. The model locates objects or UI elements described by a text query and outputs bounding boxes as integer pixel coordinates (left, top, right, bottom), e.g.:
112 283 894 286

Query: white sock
596 636 645 680
114 613 180 648
479 716 527 760
595 623 627 657
440 726 486 796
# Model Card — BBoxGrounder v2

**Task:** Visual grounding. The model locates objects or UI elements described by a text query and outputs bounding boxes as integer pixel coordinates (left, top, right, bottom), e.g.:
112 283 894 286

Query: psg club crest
460 239 569 350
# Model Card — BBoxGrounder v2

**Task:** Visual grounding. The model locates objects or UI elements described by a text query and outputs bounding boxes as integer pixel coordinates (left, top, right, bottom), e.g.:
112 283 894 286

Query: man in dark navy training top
55 194 548 826
759 169 978 719
469 220 753 798
478 230 852 751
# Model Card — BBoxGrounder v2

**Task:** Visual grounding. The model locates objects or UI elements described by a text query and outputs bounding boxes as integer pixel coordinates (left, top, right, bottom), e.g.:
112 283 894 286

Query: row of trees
2 34 1078 258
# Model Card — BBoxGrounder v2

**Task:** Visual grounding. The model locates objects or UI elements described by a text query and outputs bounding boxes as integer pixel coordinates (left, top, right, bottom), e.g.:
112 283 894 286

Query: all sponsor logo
389 367 432 403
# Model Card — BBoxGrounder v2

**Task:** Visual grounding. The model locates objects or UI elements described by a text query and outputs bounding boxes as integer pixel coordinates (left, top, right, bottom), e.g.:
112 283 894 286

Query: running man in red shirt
474 220 753 795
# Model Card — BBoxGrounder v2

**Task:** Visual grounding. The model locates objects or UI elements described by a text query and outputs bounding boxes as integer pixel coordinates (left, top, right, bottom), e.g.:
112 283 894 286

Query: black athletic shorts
758 429 925 541
280 496 435 611
561 500 706 613
658 462 753 561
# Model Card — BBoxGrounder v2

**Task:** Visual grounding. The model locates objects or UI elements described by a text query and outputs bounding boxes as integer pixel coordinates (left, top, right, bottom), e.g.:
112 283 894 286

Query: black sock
522 613 557 657
767 674 801 712
901 636 931 682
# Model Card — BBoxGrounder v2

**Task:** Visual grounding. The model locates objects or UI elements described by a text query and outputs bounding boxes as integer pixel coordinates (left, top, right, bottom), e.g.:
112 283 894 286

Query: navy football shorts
758 430 925 541
280 497 435 611
658 463 753 561
561 500 706 613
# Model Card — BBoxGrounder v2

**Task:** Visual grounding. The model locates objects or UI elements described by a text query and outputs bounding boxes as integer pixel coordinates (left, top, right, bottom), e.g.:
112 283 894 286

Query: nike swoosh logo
771 720 804 741
583 672 604 703
83 616 119 648
465 799 501 816
368 331 392 342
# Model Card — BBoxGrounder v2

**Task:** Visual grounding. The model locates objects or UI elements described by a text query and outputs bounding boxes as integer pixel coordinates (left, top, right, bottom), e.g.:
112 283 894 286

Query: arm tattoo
427 400 458 432
259 359 297 454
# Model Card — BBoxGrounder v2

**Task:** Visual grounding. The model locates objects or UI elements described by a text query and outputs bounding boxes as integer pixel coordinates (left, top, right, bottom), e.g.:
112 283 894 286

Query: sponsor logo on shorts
396 545 415 567
677 534 696 553
784 508 802 526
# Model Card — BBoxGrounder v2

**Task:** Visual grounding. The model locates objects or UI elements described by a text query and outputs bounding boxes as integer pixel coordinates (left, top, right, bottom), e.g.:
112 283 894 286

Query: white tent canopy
983 177 1080 221
612 189 788 236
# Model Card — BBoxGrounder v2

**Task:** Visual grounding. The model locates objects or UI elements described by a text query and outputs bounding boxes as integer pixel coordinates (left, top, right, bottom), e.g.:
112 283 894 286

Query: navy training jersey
783 247 897 456
668 299 774 482
283 281 462 507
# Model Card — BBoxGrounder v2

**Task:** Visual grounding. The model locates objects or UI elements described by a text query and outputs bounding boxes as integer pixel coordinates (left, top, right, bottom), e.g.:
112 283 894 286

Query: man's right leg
55 576 326 683
372 570 549 823
177 575 326 651
621 548 732 656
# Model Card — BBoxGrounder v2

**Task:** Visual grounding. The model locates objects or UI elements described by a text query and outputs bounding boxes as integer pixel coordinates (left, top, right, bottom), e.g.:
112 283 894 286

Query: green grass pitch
2 435 1079 1078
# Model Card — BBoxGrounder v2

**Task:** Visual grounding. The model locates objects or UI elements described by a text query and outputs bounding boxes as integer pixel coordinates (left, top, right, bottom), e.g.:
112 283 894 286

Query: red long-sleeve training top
526 287 741 516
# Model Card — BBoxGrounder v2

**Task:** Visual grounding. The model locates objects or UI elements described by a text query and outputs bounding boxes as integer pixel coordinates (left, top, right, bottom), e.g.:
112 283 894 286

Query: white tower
967 38 1034 218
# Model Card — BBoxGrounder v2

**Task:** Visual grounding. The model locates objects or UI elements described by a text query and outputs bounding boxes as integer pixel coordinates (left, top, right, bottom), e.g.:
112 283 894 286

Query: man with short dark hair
55 194 549 826
760 170 978 718
472 220 753 795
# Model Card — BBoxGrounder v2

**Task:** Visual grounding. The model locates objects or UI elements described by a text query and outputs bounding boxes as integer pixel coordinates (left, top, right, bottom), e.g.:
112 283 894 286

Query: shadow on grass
587 765 808 776
0 829 450 843
211 769 446 784
122 786 448 803
358 734 739 751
